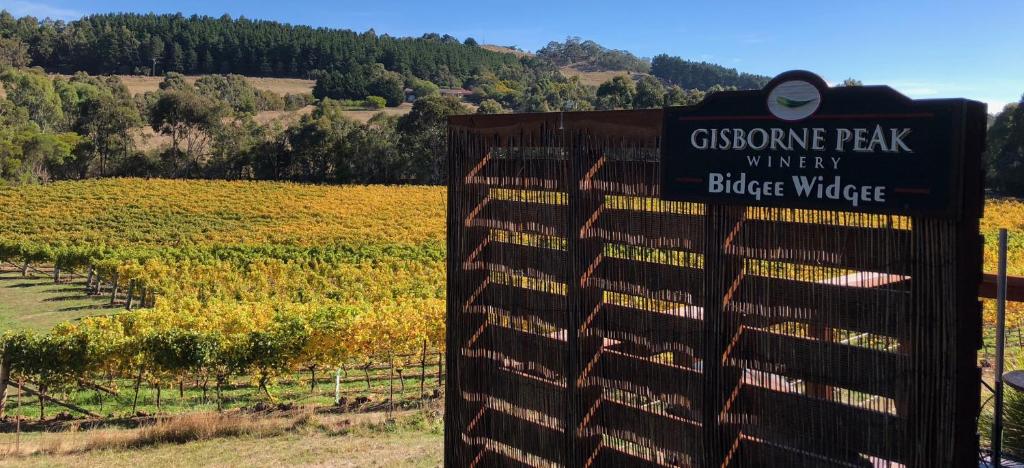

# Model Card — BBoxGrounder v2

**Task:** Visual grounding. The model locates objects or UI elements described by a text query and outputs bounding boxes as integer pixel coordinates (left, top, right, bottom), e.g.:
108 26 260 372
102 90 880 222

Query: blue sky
4 0 1022 111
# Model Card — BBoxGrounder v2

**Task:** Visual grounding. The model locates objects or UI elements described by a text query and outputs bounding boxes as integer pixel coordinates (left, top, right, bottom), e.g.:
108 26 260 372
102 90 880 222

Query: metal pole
994 228 1009 467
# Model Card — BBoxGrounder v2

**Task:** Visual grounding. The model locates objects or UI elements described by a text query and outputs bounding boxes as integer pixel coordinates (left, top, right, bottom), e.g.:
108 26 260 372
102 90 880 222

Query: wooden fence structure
445 109 985 467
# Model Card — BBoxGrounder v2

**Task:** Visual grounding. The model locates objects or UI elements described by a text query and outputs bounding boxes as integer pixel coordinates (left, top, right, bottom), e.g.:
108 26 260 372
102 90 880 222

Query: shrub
255 89 286 112
364 96 386 109
476 99 505 114
284 93 316 111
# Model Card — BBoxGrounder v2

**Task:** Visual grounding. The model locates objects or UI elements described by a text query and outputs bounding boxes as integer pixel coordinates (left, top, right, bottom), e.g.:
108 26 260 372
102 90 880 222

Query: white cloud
4 1 82 21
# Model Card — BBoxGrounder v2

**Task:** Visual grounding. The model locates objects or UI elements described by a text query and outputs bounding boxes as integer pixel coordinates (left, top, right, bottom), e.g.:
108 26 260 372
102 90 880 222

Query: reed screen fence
445 110 983 467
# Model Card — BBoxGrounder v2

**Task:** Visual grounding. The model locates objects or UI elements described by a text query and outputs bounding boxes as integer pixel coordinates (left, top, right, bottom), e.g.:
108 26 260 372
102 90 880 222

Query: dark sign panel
660 70 985 217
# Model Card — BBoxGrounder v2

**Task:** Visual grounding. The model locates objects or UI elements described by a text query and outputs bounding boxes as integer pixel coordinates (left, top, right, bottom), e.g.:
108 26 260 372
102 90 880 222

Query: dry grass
559 65 645 87
132 103 402 152
60 75 315 97
2 410 308 456
480 44 532 58
0 407 442 467
253 105 316 126
238 77 317 96
338 103 413 123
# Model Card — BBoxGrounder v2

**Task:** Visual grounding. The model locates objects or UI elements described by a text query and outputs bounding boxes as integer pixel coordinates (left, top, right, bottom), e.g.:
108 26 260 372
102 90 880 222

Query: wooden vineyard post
0 353 8 418
388 353 395 416
126 280 136 310
15 379 21 454
109 272 119 306
420 341 427 399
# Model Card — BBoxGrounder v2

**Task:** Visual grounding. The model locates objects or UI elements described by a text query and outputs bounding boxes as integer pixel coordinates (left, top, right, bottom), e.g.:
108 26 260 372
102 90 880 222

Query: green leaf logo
776 96 817 108
768 80 821 120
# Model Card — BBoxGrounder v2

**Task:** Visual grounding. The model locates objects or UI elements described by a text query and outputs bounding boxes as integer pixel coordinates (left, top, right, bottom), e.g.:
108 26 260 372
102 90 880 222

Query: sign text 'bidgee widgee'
660 70 984 217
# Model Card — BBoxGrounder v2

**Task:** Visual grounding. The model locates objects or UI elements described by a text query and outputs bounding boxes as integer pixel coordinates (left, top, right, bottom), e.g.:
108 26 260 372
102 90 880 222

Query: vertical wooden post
0 353 9 418
126 280 136 310
38 383 45 420
436 351 443 389
86 266 94 292
805 324 835 400
700 204 745 466
15 379 21 454
52 265 60 284
109 272 119 307
565 120 608 465
388 352 395 415
419 340 427 399
950 100 986 467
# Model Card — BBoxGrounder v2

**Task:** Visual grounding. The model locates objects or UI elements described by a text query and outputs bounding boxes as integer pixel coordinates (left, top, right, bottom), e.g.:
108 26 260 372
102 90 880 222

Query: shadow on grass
60 304 116 312
43 295 105 302
5 282 48 288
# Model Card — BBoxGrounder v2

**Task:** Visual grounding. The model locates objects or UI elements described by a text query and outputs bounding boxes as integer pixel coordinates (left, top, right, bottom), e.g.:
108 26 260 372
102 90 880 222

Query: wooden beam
980 273 1024 302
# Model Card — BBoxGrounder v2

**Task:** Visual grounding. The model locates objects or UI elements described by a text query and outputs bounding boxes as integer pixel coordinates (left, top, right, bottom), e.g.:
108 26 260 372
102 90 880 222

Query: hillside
0 11 538 86
2 10 779 95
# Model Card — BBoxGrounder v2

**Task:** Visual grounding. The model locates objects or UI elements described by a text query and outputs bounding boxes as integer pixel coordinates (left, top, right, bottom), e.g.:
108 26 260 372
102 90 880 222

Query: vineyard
0 179 445 416
0 179 1022 420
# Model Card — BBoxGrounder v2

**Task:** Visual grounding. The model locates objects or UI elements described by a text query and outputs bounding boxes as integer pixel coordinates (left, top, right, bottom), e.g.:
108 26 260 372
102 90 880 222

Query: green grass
0 268 114 332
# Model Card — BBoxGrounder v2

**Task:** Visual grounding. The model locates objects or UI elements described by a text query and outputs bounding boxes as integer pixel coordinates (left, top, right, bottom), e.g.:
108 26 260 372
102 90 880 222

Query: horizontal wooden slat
587 256 703 304
471 324 566 376
589 446 676 467
589 399 700 456
450 112 559 130
473 450 536 468
467 198 566 237
730 220 912 274
467 241 566 280
466 408 565 464
730 329 905 399
586 208 704 252
585 160 660 197
733 386 906 464
729 437 874 468
466 159 567 191
733 275 910 338
588 303 703 356
461 358 566 417
470 282 567 329
980 273 1024 302
585 350 703 415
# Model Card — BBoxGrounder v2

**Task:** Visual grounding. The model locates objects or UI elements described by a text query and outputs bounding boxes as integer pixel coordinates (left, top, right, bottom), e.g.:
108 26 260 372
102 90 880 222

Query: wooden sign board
661 70 986 218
